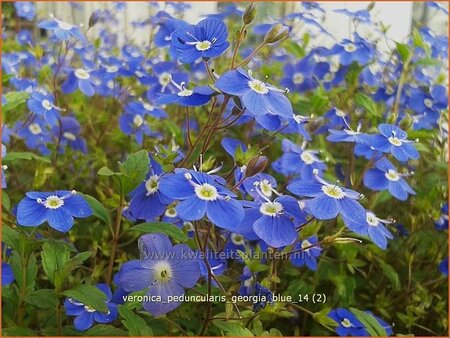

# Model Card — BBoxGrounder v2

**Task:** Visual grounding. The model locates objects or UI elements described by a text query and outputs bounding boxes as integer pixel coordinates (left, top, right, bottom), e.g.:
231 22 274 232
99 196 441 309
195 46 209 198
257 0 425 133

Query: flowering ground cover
1 1 448 336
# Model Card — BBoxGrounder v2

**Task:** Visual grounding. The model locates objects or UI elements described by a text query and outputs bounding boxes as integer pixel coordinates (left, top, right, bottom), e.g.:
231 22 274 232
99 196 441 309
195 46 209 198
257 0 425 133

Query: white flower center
158 72 172 86
106 65 118 73
385 169 400 182
260 201 283 216
293 72 304 85
143 102 154 111
248 80 269 94
195 183 218 201
260 180 273 197
341 318 353 328
324 72 334 82
183 221 195 232
344 43 356 52
84 305 97 313
145 175 159 195
231 233 245 246
300 151 315 165
165 206 177 218
133 114 144 127
301 239 312 250
41 99 53 110
63 132 76 141
74 68 90 80
43 195 64 209
177 88 193 97
58 21 73 30
321 185 345 199
366 212 379 226
388 136 402 146
29 123 42 135
195 40 212 51
424 98 433 108
153 261 173 283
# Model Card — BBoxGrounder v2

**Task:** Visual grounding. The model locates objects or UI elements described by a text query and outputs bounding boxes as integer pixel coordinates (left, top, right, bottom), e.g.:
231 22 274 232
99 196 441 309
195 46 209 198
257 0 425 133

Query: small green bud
263 23 289 44
243 2 257 25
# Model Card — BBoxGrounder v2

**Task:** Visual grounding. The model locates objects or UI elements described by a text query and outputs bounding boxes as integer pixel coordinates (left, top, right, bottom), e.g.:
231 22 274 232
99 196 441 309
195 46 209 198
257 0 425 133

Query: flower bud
245 155 268 177
263 23 289 44
243 2 257 25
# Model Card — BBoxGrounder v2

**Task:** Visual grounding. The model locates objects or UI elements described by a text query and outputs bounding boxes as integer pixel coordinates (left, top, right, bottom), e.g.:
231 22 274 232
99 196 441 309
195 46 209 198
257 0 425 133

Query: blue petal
287 181 323 198
47 208 74 232
253 215 297 248
363 169 388 191
64 299 85 316
206 198 244 231
337 198 366 221
118 260 152 292
143 280 184 316
215 69 250 96
242 90 268 116
170 244 201 288
388 181 408 201
17 197 48 227
138 233 173 259
176 197 207 221
307 195 339 220
74 311 95 331
94 303 118 323
64 195 92 218
159 173 195 199
265 91 292 117
79 79 95 97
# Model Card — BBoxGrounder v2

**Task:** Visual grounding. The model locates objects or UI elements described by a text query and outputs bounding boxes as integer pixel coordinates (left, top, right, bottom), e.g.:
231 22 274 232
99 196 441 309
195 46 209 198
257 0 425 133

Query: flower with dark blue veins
439 257 448 276
15 116 52 155
240 185 305 248
119 105 159 145
145 62 189 101
216 68 292 118
17 190 92 232
363 158 415 201
368 124 419 162
343 210 394 249
27 92 62 125
287 170 365 221
38 17 87 44
328 308 368 336
331 34 374 66
16 29 33 46
64 284 118 331
2 262 15 286
52 117 87 153
118 233 200 316
14 2 35 21
128 157 173 221
172 18 230 63
62 68 96 97
159 169 244 231
290 236 322 270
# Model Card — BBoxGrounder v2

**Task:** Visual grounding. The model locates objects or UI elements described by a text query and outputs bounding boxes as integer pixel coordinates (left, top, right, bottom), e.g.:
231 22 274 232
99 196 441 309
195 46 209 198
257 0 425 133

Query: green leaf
395 41 411 63
25 289 58 309
349 307 388 336
2 151 51 163
129 222 188 242
2 190 11 211
212 320 254 336
415 58 442 67
98 166 115 176
80 193 111 225
118 305 153 336
85 324 128 336
2 226 20 251
354 93 380 117
61 251 91 277
118 150 150 195
2 327 37 336
62 284 108 313
41 240 71 286
375 258 400 291
2 91 30 114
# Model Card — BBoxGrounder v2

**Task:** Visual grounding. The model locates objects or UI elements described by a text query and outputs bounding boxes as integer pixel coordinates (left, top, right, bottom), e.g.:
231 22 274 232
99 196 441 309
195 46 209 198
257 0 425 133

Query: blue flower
331 34 374 66
62 68 96 97
290 236 322 270
17 190 92 232
439 257 448 276
38 17 87 44
199 251 227 287
128 157 173 221
216 68 292 119
156 82 212 107
287 171 365 221
328 308 368 336
14 2 35 21
16 29 33 46
26 92 61 125
239 266 255 296
119 106 159 145
2 262 15 286
172 18 230 63
52 117 87 154
15 116 52 155
64 284 118 331
145 61 189 100
343 210 394 249
368 124 419 162
363 158 415 201
159 169 244 231
435 203 448 231
118 233 200 316
240 189 305 248
252 283 273 312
